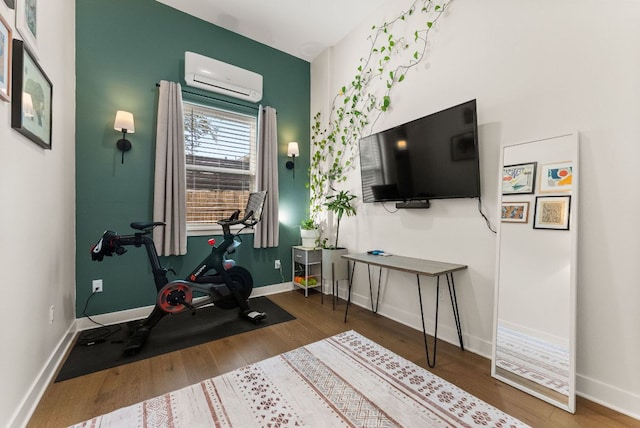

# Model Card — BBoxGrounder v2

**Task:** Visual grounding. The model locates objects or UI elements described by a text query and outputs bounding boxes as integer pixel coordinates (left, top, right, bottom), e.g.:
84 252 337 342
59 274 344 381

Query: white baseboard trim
16 284 639 425
577 373 640 420
346 289 493 357
10 324 76 428
75 282 294 331
16 283 294 427
347 290 640 420
251 282 294 297
75 304 154 331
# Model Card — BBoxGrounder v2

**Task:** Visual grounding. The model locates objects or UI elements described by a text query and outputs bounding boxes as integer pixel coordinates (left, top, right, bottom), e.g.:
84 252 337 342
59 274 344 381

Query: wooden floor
29 290 639 427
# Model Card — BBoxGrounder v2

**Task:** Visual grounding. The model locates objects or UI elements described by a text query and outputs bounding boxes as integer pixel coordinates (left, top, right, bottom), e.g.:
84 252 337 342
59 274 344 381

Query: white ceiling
156 0 392 62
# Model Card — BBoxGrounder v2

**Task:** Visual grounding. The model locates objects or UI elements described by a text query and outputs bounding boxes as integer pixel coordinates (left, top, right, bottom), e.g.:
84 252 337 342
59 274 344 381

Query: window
183 101 257 233
359 134 383 203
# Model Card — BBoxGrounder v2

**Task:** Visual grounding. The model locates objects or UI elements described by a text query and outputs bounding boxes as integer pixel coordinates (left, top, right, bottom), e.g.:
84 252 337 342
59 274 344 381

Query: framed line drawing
539 161 573 193
11 39 52 149
0 10 11 102
502 162 537 194
16 0 37 58
533 195 571 230
501 201 530 223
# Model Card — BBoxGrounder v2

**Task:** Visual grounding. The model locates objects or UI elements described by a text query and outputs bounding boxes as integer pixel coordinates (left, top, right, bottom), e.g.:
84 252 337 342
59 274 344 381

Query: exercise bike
90 191 268 355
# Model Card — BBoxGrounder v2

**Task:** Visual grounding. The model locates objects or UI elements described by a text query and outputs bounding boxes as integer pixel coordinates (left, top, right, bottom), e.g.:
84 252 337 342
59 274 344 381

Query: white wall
0 1 76 426
311 0 640 418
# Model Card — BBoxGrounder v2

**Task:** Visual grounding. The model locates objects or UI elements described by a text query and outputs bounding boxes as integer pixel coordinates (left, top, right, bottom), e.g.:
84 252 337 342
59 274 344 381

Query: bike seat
130 221 165 231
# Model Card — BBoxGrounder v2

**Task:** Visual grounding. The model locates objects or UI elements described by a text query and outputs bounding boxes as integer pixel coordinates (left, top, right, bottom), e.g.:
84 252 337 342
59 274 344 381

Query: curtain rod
155 82 259 111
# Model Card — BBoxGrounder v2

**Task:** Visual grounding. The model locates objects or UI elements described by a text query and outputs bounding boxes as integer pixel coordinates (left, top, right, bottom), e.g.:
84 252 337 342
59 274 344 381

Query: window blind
183 101 257 228
360 135 383 203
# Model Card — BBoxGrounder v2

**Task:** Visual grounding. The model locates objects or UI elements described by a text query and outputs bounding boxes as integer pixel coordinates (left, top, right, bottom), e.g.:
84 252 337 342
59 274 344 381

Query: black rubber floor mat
55 296 294 382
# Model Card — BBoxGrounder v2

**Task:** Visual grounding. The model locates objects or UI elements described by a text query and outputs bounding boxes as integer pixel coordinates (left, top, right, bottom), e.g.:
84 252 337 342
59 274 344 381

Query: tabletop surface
342 253 468 277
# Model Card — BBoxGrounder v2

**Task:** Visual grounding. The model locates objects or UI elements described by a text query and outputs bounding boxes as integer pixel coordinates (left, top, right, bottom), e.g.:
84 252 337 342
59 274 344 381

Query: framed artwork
16 0 37 58
0 10 11 102
533 195 571 230
11 39 52 149
501 201 530 223
539 161 573 193
3 0 15 10
502 162 537 194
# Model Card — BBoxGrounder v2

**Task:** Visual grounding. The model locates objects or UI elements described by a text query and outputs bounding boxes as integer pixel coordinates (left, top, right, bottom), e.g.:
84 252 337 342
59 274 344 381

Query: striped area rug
495 325 569 395
70 330 528 427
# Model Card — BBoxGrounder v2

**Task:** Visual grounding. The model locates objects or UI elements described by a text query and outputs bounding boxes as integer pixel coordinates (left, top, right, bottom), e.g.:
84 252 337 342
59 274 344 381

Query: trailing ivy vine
308 0 453 224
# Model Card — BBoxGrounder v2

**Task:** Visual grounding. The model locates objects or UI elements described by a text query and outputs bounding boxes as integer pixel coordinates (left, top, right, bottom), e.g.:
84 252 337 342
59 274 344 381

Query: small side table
292 246 322 298
342 252 468 368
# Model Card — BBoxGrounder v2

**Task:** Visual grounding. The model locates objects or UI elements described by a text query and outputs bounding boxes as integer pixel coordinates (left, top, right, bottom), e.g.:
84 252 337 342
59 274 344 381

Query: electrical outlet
274 259 281 269
49 305 55 324
92 279 103 293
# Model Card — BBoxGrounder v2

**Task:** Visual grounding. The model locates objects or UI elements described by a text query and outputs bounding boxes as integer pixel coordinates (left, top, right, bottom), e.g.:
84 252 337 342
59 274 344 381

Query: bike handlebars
90 230 118 261
216 209 256 228
217 191 267 229
90 191 266 261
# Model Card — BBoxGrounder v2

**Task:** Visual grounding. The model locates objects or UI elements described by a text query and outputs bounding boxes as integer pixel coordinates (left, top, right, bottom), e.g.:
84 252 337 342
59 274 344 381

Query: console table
342 253 468 368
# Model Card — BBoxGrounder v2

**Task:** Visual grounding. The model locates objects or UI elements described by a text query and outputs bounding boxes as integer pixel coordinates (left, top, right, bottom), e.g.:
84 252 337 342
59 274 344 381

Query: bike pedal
244 310 267 324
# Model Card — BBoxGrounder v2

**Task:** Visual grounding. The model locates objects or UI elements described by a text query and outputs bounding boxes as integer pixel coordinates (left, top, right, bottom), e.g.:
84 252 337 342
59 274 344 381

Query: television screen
359 99 480 203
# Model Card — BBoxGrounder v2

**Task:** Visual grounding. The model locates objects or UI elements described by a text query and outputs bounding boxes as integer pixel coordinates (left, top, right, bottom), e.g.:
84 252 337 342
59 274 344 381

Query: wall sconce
286 141 299 178
114 110 135 164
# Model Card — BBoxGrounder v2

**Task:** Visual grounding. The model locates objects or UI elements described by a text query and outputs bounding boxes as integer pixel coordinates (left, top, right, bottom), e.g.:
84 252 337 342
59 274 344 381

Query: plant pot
322 248 349 281
300 227 319 248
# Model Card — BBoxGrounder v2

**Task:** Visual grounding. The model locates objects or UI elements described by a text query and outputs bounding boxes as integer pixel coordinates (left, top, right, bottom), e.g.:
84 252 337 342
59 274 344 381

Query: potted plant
321 190 357 283
323 190 357 249
303 1 450 292
300 218 319 248
308 1 450 222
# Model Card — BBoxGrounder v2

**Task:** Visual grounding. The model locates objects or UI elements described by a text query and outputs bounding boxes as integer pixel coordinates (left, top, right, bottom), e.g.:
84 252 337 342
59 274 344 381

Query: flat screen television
358 99 480 204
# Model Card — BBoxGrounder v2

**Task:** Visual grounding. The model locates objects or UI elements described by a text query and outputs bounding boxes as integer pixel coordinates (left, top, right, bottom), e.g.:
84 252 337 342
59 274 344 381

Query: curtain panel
153 81 187 256
254 106 279 248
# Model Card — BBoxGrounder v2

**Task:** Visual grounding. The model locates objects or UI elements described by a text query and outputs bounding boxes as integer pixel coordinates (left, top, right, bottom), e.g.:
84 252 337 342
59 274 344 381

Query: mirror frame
491 132 578 413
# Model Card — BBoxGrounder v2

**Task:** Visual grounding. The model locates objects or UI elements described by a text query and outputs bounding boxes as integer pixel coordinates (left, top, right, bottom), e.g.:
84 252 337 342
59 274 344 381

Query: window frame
182 99 258 236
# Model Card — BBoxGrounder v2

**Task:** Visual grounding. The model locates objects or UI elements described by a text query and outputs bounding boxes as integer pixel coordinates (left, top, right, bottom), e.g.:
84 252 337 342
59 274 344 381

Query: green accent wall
76 0 310 316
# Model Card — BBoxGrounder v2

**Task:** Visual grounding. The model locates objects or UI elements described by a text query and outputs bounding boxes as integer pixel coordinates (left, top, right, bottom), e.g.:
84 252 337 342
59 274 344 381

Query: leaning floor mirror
492 132 578 413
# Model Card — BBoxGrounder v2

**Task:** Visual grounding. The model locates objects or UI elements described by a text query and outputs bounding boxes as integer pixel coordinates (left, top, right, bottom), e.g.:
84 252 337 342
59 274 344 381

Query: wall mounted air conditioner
184 51 263 103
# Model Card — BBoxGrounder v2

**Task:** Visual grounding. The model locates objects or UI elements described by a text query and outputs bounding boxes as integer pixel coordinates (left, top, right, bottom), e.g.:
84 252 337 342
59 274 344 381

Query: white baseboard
577 373 640 420
10 324 76 428
15 283 639 426
75 304 154 331
347 289 640 420
75 282 294 330
346 289 492 358
251 281 294 297
16 283 294 427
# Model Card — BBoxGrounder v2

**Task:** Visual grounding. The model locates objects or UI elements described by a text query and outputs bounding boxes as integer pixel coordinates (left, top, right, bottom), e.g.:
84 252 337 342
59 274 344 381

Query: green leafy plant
308 0 452 231
300 218 317 230
322 190 357 248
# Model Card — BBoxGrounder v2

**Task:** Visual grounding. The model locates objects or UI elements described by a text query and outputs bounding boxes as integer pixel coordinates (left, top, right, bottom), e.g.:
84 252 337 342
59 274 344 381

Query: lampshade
287 141 299 157
114 110 135 133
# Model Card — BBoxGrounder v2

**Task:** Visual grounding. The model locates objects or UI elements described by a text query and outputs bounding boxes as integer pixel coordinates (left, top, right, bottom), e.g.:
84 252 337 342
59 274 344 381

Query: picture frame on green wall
0 10 11 102
16 0 37 59
11 39 52 149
